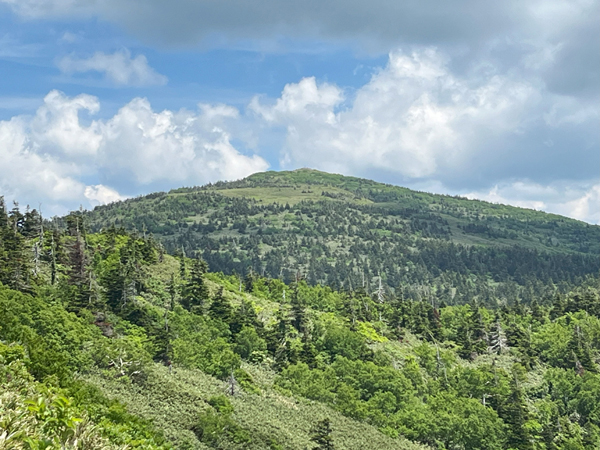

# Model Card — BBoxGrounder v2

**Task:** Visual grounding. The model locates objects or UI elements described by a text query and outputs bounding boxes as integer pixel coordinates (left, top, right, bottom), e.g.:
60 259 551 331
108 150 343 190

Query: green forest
1 170 600 449
81 169 600 307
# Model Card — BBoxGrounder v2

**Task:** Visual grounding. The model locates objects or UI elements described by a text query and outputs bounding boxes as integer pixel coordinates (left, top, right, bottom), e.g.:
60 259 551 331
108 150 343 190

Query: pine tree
0 200 30 291
267 306 296 369
290 284 308 333
209 287 232 323
182 258 209 312
310 418 334 450
244 269 255 293
300 331 318 368
566 325 596 373
530 299 545 323
498 369 533 450
67 230 91 311
550 294 566 320
230 298 264 336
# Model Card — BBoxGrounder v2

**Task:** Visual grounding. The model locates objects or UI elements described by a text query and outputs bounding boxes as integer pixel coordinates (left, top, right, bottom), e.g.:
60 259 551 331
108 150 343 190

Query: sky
0 0 598 223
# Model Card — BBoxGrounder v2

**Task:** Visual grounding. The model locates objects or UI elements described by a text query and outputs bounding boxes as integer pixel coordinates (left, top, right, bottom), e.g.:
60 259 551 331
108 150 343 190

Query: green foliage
167 306 240 379
193 395 251 447
1 196 599 450
80 170 600 310
181 258 209 313
234 327 267 361
310 418 334 450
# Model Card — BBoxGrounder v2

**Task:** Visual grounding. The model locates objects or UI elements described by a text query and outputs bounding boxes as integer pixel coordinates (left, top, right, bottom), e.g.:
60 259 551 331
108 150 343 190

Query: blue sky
0 0 598 223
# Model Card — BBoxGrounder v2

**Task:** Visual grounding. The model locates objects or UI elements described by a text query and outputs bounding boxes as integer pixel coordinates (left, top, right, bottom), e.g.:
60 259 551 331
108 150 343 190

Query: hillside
82 169 600 307
2 198 600 449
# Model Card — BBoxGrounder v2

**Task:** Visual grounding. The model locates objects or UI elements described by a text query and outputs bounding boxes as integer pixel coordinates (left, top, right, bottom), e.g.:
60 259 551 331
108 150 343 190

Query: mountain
2 192 600 449
82 169 600 307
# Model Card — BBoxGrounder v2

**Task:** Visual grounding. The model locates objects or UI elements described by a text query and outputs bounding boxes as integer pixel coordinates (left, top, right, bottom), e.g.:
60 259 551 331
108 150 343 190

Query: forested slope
80 169 600 307
2 197 600 449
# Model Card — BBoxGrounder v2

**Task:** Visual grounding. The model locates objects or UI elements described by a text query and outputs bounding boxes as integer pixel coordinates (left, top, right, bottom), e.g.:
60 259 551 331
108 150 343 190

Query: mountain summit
83 169 600 306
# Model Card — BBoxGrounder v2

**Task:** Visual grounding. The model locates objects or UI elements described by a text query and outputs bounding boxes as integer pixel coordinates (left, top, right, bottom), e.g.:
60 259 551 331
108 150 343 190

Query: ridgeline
82 169 600 307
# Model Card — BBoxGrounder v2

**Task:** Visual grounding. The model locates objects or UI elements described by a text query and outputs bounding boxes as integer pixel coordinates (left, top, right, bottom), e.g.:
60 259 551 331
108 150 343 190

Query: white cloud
97 98 268 185
0 114 87 215
0 90 269 214
466 180 600 224
84 184 127 205
251 48 541 179
0 42 596 223
58 49 167 86
30 90 102 157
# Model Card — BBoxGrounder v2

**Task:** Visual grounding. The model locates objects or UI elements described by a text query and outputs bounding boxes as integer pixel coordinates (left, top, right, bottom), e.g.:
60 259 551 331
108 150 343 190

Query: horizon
54 167 594 226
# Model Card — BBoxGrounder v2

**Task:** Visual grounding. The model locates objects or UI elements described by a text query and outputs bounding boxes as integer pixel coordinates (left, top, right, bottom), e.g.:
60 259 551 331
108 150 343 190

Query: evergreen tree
182 257 209 312
530 299 545 323
209 287 233 324
566 325 596 373
300 331 318 368
66 229 91 311
230 298 264 336
244 269 256 293
310 418 334 450
497 369 533 450
0 200 30 291
267 306 296 369
488 318 509 354
550 294 567 320
290 284 308 333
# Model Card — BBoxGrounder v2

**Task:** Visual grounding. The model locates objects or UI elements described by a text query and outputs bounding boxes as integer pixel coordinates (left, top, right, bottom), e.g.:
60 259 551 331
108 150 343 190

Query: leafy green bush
192 396 251 447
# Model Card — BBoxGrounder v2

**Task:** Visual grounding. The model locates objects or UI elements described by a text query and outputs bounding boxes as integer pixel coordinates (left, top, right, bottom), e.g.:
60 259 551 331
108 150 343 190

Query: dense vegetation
2 171 600 449
81 169 600 307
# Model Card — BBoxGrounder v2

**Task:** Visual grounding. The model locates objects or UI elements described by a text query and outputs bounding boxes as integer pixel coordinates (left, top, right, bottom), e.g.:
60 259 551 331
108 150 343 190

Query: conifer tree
181 257 209 312
0 200 30 291
230 298 263 336
290 284 308 333
310 418 334 450
67 229 91 310
498 368 533 450
567 325 596 373
209 287 232 323
244 268 255 293
488 318 509 354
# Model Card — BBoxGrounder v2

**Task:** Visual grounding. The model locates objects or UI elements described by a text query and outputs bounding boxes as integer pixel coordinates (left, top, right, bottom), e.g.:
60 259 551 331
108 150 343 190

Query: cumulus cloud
251 49 533 179
97 98 268 186
0 113 87 215
58 49 167 86
0 42 597 223
0 90 268 214
84 184 127 205
250 48 598 186
466 180 600 224
0 90 104 214
244 47 599 223
29 90 102 157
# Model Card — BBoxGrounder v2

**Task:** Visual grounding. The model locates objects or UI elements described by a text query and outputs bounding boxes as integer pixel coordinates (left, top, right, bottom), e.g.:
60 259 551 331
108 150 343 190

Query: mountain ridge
177 168 587 225
76 169 600 307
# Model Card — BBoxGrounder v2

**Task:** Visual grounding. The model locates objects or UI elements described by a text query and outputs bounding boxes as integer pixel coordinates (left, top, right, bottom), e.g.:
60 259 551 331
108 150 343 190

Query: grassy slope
207 169 598 252
82 255 427 450
85 363 426 450
89 168 600 255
